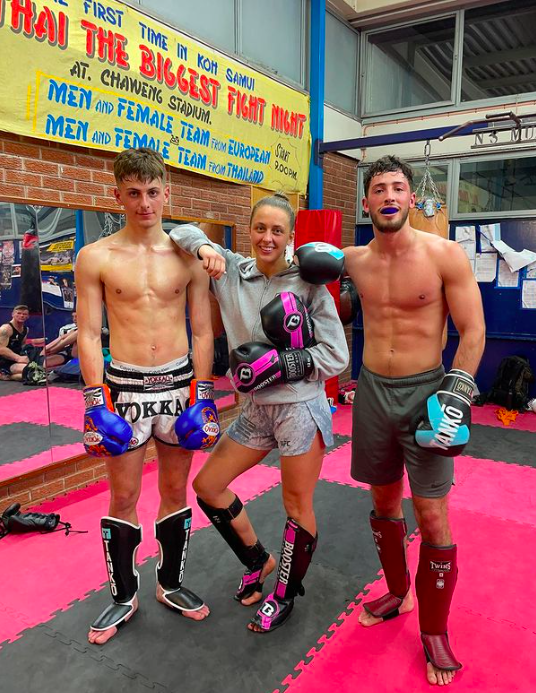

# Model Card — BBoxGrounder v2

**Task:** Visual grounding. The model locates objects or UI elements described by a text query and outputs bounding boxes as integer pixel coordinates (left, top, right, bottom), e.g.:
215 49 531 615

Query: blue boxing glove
294 242 344 285
414 369 474 457
83 385 133 457
175 380 220 450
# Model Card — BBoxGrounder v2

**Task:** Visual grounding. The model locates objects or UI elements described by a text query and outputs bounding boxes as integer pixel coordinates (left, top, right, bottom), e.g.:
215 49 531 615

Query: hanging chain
416 140 443 204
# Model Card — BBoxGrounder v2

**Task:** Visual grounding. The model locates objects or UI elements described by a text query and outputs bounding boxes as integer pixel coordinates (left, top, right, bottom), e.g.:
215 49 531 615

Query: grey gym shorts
227 391 333 456
351 365 454 498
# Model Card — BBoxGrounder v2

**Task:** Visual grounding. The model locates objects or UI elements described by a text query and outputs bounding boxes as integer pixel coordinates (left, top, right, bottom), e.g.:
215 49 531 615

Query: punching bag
295 209 343 406
409 165 448 239
20 218 42 315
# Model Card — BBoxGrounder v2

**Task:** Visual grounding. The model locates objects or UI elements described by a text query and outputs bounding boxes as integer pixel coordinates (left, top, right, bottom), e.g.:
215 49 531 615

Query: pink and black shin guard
251 518 317 632
416 542 462 671
363 512 410 619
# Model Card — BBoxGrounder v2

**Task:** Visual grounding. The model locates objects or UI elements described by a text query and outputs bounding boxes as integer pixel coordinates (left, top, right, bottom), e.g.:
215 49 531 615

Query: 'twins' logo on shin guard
430 559 451 590
372 528 382 553
429 560 452 572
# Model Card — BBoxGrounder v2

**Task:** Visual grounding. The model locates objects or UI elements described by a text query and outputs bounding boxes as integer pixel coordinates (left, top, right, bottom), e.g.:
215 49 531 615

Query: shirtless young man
344 156 485 686
0 305 32 381
75 148 219 645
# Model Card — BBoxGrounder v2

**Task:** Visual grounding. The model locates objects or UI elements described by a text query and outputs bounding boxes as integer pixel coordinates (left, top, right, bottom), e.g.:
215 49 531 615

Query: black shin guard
155 507 204 612
251 518 317 633
197 495 270 601
91 517 142 631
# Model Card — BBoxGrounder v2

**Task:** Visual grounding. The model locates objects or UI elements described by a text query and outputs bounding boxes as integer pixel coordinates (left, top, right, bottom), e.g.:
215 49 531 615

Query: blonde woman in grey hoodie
170 194 349 633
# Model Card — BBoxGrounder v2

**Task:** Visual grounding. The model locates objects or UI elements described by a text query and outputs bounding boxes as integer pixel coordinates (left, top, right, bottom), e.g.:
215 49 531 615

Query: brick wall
0 132 252 235
0 134 357 509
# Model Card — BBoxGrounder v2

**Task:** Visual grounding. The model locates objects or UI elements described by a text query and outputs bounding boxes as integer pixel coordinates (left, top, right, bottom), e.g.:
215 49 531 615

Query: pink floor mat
0 443 84 483
472 403 536 432
0 389 50 426
332 405 352 436
280 508 536 693
0 456 281 646
47 387 84 428
320 444 536 527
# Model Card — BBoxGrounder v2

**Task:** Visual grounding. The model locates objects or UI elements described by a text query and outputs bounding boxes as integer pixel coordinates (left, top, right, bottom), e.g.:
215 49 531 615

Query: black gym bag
0 503 86 539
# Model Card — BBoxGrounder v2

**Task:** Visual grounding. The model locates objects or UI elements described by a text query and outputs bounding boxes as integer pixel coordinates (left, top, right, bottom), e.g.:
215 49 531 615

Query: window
364 16 456 114
0 203 16 239
139 0 236 54
458 156 536 215
462 0 536 102
325 12 359 115
240 0 304 85
139 0 307 87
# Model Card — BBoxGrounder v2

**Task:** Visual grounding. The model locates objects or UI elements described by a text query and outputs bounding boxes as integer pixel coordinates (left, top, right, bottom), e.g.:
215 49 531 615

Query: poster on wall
0 0 311 194
40 237 76 310
40 239 75 273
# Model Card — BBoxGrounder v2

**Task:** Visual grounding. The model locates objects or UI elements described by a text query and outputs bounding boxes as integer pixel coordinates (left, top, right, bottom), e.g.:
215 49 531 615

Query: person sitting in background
0 305 30 381
42 311 79 370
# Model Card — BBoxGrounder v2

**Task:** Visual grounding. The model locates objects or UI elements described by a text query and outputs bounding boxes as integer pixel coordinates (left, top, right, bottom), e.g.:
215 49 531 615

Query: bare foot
156 584 210 620
358 590 414 627
87 596 138 645
240 554 277 607
427 662 456 686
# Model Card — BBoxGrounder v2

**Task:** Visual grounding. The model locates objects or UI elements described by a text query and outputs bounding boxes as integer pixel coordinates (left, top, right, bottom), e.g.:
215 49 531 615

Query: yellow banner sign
0 0 311 193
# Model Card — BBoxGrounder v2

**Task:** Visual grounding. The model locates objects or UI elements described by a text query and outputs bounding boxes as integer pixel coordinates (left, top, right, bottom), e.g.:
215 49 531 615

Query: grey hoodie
170 224 349 405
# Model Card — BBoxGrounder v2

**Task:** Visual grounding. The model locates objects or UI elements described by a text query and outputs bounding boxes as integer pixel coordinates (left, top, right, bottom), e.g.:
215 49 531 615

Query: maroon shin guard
416 542 462 671
363 512 410 619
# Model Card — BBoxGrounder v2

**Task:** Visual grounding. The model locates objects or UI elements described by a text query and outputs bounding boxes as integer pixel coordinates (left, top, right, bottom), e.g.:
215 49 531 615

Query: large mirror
0 203 50 482
0 201 238 480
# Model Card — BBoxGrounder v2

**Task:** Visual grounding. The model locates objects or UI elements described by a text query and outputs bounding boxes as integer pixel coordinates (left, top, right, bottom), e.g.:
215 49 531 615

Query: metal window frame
118 0 309 93
236 0 307 89
360 11 459 119
360 3 536 123
452 149 536 220
324 9 360 117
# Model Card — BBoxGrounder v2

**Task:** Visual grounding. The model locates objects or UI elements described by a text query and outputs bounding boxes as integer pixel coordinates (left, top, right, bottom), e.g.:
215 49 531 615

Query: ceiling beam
463 45 536 69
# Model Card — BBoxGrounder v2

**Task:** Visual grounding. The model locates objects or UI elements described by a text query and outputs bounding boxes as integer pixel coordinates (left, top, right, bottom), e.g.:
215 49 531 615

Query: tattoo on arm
0 326 9 347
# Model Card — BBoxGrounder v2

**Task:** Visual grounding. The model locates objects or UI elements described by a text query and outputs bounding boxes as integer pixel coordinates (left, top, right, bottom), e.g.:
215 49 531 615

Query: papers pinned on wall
521 280 536 310
493 241 536 273
455 226 476 266
496 258 520 288
526 262 536 279
474 252 497 283
479 223 501 253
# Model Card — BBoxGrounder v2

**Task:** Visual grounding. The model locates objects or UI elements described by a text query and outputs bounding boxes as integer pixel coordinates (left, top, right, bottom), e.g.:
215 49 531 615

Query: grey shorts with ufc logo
106 355 193 451
351 365 454 498
227 391 334 457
